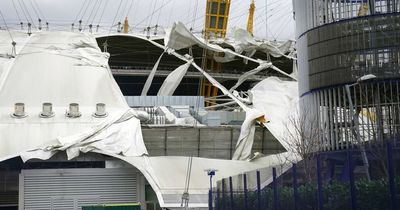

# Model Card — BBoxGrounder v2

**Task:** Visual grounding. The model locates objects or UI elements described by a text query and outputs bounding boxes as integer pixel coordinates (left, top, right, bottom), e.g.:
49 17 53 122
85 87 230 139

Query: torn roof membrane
0 30 300 209
163 22 297 81
0 31 145 161
164 22 296 63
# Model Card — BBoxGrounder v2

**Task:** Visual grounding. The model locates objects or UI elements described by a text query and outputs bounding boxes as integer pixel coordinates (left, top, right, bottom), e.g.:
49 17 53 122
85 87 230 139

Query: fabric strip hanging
229 62 271 92
141 52 164 96
157 61 191 96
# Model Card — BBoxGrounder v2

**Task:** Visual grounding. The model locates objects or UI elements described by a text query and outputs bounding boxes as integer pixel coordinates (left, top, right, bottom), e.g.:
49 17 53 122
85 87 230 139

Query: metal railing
211 141 400 210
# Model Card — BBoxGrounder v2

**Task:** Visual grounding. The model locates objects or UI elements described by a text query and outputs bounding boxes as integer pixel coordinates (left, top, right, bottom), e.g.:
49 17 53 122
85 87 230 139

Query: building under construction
0 0 298 210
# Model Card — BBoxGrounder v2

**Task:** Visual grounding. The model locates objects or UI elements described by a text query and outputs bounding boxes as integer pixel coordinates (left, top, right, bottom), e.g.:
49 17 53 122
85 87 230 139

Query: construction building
294 0 400 151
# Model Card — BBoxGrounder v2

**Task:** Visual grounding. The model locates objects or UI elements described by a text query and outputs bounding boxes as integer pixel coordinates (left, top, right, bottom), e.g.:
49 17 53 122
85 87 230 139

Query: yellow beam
123 17 129 33
247 0 255 35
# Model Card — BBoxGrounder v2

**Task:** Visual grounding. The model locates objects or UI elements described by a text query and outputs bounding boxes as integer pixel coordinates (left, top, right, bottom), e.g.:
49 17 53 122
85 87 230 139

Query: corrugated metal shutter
20 168 139 210
0 191 18 206
0 171 19 206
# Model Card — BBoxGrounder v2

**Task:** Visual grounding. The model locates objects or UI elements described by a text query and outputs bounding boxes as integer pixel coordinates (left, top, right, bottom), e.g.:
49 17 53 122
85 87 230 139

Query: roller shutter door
19 168 140 210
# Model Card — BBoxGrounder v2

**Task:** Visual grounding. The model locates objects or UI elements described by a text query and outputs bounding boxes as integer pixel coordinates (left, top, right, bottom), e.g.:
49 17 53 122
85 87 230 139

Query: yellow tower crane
204 0 231 38
201 0 231 106
247 0 256 35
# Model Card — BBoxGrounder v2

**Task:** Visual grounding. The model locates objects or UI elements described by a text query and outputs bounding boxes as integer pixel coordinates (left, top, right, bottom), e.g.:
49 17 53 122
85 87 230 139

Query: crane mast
200 0 231 106
247 0 255 35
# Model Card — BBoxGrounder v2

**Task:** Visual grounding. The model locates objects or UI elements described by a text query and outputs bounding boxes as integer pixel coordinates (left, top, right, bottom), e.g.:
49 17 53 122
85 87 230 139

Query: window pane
219 3 226 15
211 2 218 14
210 16 217 28
218 17 224 29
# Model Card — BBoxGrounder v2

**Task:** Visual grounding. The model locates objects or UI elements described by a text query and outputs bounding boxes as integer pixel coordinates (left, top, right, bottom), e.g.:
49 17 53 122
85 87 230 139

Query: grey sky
0 0 294 40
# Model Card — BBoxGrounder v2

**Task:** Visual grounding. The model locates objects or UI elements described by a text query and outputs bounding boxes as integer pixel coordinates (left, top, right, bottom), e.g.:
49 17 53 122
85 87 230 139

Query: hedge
216 177 400 210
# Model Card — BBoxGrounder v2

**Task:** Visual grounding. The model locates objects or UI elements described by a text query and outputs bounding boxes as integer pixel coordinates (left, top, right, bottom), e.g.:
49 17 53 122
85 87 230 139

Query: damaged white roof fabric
0 31 147 161
251 77 299 151
0 31 299 208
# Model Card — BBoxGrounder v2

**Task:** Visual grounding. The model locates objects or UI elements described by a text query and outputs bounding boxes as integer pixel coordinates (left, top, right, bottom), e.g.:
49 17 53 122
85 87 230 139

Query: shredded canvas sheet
0 30 301 209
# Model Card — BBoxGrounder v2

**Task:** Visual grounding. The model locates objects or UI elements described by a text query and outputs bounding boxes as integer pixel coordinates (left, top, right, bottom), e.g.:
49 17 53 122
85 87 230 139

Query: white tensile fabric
232 108 264 160
141 52 164 96
157 61 192 96
0 29 306 210
165 22 296 63
0 31 300 209
231 77 299 160
98 31 299 161
251 77 299 151
164 22 225 52
163 22 297 81
215 27 296 62
0 31 147 162
229 62 272 91
20 109 147 162
107 153 292 208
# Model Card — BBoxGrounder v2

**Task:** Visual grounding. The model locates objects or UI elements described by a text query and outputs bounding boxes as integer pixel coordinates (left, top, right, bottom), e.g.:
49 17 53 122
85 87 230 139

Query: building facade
294 0 400 151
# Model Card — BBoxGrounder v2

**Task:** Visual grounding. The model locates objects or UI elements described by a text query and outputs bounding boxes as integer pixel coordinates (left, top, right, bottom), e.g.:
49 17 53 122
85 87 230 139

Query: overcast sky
0 0 294 40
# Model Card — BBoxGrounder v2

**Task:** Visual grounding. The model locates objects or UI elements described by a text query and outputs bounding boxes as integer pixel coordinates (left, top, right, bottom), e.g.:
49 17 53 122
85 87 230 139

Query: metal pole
292 163 298 210
272 167 278 210
345 84 371 181
368 0 375 14
217 188 220 210
209 175 213 210
317 155 323 210
229 176 234 210
222 179 225 210
209 189 213 210
257 171 262 210
244 174 248 210
387 141 396 210
348 151 357 210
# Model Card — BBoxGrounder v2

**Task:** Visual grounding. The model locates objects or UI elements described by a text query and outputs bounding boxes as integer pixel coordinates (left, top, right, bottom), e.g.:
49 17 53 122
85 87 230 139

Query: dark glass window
219 3 226 15
211 2 218 14
306 14 400 89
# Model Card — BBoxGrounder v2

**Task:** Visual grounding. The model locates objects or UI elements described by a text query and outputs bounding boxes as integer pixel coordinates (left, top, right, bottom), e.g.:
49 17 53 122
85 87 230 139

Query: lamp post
206 169 217 210
345 74 376 181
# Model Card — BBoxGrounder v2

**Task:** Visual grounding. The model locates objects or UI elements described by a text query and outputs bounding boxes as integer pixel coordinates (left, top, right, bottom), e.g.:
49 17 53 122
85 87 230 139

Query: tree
283 106 322 182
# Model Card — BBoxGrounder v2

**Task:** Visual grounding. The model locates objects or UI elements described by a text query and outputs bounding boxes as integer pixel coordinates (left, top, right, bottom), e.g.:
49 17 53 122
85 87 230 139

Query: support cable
11 0 22 28
96 0 109 32
73 0 88 24
28 0 40 19
80 0 93 21
0 8 16 57
107 0 123 35
125 0 135 17
167 0 176 26
18 0 36 28
124 0 135 32
147 0 157 35
32 0 47 22
78 0 93 31
187 0 193 26
154 0 165 35
84 0 100 31
134 0 173 28
118 0 129 22
17 0 31 30
91 0 104 24
181 156 193 209
190 0 199 31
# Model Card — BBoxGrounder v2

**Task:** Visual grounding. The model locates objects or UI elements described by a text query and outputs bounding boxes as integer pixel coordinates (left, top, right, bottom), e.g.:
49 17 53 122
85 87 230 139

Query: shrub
216 177 399 210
